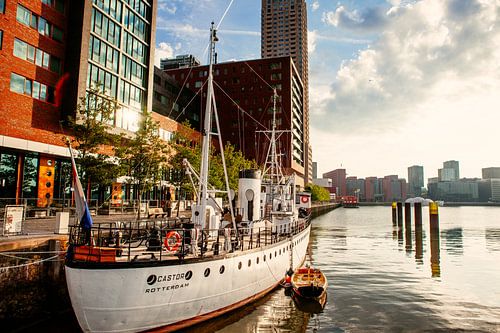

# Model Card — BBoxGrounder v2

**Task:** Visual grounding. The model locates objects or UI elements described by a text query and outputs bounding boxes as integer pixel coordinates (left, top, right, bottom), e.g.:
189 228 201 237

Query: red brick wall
0 0 68 148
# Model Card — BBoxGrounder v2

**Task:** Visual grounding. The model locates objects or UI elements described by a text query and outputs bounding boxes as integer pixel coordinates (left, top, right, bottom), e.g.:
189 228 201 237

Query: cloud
154 42 174 67
312 0 500 135
322 5 390 31
158 1 177 14
311 1 320 12
308 30 318 54
311 0 500 177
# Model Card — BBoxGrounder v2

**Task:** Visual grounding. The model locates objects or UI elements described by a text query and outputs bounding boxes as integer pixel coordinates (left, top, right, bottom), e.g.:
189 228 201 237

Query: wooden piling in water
397 202 403 229
429 201 440 277
429 202 439 233
404 202 411 229
414 202 422 229
392 202 397 226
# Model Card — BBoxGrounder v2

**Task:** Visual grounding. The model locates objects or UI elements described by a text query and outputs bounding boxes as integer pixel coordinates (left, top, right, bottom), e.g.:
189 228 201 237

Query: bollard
397 202 403 229
48 239 61 281
404 202 412 252
414 202 422 229
414 202 423 263
404 202 411 229
391 202 397 226
429 202 439 233
429 201 440 277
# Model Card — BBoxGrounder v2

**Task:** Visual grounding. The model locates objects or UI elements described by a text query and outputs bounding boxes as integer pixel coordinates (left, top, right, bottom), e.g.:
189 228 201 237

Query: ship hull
66 224 310 333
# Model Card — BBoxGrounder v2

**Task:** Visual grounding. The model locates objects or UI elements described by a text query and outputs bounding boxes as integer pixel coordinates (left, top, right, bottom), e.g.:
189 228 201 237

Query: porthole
219 265 225 274
238 262 242 269
204 268 210 277
257 257 260 264
248 259 251 267
185 270 193 280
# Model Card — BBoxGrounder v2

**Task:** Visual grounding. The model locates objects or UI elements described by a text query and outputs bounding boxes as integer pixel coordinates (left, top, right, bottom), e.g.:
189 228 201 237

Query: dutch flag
69 146 93 230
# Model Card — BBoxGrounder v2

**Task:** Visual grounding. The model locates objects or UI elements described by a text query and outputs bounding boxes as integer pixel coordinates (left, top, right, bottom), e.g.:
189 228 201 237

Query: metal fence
67 217 310 264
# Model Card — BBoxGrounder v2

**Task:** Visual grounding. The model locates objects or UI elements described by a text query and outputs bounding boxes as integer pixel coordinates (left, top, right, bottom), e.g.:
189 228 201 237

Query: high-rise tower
261 0 311 185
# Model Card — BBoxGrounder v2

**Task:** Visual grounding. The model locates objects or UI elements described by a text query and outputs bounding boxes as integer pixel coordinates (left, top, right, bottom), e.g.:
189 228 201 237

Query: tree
116 112 171 219
305 184 331 202
66 85 122 202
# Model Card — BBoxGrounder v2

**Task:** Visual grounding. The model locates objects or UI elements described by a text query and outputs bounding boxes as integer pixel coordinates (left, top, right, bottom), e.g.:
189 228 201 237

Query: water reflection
442 228 463 256
185 289 311 333
430 228 441 278
485 228 500 252
415 225 424 265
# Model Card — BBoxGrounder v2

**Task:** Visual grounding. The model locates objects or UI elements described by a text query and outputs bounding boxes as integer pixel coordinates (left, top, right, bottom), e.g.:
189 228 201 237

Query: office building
408 165 424 197
312 161 317 179
382 175 407 201
428 179 479 202
443 160 460 180
160 54 200 71
261 0 311 184
482 167 500 179
165 56 307 186
1 0 159 206
346 176 365 201
65 0 157 132
323 169 346 196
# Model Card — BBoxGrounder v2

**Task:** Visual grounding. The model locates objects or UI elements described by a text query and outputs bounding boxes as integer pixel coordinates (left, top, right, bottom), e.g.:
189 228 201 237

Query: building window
42 0 65 13
13 38 62 73
271 73 282 80
0 0 5 14
16 5 63 42
0 30 3 50
10 73 54 103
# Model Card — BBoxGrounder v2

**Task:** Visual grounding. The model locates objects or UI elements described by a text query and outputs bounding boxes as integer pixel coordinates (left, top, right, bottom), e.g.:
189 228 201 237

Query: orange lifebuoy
164 231 182 252
301 196 309 203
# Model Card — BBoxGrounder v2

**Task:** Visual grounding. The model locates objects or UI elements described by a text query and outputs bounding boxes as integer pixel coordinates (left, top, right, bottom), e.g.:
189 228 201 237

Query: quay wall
0 237 70 331
311 202 341 218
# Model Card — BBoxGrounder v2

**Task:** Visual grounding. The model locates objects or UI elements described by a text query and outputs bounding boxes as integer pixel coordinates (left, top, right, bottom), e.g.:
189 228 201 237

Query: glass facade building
69 0 157 133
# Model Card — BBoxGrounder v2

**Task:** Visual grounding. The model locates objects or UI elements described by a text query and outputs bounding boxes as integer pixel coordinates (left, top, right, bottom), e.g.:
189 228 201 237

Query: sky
154 0 500 181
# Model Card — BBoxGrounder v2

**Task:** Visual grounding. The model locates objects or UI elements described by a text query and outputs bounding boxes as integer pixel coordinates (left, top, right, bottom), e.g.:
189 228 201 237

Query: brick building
323 169 346 197
165 56 307 186
0 0 161 207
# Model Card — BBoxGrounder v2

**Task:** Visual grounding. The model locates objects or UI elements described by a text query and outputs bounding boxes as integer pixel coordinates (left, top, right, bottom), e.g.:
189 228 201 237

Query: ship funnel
238 170 261 221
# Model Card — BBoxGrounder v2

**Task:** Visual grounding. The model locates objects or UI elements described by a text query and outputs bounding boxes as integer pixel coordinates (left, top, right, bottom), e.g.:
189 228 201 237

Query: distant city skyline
155 0 500 180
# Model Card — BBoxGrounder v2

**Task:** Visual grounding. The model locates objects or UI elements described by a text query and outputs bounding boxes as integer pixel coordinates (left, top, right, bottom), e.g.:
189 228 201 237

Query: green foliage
66 86 122 189
305 183 331 202
115 112 171 213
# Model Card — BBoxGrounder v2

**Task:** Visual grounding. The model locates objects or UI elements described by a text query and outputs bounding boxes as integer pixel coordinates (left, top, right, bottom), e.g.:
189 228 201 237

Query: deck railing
67 217 310 264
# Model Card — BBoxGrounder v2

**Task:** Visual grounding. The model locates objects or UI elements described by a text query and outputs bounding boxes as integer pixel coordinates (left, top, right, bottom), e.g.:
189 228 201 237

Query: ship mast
258 90 291 216
196 22 236 231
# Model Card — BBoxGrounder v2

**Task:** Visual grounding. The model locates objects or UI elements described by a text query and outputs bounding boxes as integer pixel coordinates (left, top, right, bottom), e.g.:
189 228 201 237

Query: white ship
65 24 312 333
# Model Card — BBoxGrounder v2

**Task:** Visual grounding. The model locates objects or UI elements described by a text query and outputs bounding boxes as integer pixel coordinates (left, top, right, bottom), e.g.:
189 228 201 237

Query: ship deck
67 217 310 267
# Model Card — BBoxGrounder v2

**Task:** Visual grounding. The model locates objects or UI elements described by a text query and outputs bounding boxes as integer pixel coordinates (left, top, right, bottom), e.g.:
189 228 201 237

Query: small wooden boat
291 266 328 301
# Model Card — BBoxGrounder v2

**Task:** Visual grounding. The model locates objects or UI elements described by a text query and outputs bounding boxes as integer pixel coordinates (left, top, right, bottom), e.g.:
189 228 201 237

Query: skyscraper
261 0 311 185
408 165 424 197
